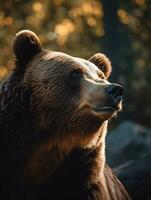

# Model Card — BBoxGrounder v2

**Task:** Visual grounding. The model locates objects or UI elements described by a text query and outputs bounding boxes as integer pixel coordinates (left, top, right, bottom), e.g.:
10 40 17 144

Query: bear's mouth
93 104 121 113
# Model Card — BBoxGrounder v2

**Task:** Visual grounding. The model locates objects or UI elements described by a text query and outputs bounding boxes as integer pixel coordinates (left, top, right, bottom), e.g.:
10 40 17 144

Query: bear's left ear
12 30 42 69
89 53 112 78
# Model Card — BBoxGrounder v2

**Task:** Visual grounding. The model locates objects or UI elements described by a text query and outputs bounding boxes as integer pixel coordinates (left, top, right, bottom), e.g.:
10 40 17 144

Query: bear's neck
25 121 108 186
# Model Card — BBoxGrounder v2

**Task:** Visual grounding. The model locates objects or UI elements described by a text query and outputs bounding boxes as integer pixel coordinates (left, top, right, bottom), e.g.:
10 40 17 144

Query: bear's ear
12 30 42 69
89 53 112 78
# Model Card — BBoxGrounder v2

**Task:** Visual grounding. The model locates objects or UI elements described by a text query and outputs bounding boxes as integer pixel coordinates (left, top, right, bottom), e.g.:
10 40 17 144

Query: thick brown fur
0 30 131 200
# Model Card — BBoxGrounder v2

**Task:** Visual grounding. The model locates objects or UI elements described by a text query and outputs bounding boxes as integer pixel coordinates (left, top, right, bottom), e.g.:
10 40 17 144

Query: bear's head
12 30 123 149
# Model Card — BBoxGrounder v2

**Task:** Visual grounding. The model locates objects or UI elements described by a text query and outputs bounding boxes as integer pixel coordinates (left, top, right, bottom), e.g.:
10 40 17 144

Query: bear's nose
105 84 124 103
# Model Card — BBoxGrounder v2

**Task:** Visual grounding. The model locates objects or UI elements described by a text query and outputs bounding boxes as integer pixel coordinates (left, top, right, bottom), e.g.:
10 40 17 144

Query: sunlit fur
89 53 112 78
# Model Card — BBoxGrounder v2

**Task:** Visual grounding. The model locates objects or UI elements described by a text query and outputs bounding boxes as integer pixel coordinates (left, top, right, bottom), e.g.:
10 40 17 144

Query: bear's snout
105 84 124 104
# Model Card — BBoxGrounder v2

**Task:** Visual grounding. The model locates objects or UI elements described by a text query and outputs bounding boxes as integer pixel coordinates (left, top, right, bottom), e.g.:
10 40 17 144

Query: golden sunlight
54 19 75 45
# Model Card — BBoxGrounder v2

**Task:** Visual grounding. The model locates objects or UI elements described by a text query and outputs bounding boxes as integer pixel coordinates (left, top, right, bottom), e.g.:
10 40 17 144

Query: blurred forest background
0 0 150 127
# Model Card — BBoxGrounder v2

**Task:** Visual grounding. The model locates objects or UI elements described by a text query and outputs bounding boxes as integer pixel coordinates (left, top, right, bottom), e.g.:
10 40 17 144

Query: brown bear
0 30 131 200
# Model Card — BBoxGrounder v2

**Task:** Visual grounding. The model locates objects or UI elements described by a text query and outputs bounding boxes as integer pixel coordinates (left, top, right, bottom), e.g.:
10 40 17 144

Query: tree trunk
101 0 121 82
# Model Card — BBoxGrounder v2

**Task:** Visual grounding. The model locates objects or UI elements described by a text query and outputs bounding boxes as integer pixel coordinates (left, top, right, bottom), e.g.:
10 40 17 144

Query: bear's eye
98 73 105 79
70 69 83 79
101 76 105 79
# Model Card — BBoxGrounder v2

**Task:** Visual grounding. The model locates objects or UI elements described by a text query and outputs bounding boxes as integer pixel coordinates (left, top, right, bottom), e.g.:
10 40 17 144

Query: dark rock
114 155 151 200
106 121 151 167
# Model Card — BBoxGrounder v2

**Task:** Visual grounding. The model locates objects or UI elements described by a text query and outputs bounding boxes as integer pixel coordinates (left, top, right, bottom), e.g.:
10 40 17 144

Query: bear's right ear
89 53 112 79
12 30 42 70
